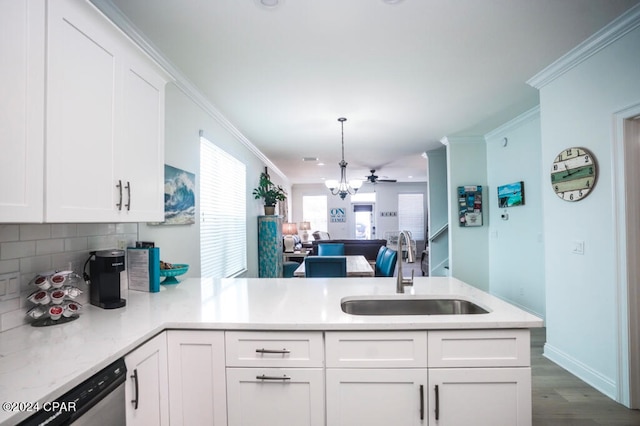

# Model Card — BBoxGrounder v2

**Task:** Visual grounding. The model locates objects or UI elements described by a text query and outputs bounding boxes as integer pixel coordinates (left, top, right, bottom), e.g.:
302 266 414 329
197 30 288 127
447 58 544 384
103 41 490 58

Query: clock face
550 147 597 201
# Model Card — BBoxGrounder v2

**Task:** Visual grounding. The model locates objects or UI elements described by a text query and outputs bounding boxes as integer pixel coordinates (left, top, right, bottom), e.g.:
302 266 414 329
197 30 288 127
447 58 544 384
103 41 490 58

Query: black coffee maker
86 249 126 309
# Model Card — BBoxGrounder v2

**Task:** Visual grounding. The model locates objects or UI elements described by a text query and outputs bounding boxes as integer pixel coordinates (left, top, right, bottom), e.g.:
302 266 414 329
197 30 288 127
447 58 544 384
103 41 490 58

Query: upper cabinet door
45 0 122 222
115 56 166 222
0 0 45 222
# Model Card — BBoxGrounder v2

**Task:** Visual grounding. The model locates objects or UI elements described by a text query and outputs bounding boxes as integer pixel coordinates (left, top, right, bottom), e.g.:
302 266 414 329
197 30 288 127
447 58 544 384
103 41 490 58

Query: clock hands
564 164 575 177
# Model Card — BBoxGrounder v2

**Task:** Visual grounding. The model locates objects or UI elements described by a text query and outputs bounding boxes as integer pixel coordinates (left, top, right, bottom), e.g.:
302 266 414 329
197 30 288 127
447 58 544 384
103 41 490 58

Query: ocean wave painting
163 164 196 225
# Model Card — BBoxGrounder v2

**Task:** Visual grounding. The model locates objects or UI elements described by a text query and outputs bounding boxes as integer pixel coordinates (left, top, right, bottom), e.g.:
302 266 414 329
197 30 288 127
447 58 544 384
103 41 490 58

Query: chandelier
325 117 362 199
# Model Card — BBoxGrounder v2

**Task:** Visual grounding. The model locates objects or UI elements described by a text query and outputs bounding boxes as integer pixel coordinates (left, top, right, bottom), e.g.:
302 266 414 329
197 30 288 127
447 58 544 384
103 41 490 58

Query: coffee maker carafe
87 249 126 309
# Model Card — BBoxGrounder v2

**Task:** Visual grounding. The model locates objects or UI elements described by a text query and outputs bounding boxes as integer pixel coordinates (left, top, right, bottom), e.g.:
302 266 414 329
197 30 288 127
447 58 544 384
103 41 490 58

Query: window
200 134 246 277
398 193 425 240
302 195 327 233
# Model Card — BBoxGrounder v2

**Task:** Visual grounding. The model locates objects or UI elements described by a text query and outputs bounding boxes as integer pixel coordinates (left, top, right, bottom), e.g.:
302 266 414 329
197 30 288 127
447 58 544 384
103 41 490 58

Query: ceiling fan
365 169 397 184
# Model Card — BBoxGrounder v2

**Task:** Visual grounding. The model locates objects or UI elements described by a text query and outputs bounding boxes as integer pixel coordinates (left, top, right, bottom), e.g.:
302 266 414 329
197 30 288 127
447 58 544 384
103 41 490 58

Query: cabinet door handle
256 374 291 381
130 369 139 410
125 181 131 211
435 384 440 420
116 180 123 211
255 348 290 354
419 384 424 420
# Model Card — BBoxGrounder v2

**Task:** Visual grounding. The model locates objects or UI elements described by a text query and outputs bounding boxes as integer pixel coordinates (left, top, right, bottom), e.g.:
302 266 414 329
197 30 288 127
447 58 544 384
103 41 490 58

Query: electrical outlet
117 240 127 250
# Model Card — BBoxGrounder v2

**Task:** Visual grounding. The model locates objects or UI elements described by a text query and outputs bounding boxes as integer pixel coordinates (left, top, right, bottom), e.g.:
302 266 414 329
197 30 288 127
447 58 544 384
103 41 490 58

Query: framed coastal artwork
497 181 525 208
157 164 196 225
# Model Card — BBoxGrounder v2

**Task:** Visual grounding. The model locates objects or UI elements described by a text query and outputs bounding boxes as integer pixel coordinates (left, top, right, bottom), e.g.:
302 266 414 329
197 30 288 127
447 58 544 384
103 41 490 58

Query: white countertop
0 276 542 424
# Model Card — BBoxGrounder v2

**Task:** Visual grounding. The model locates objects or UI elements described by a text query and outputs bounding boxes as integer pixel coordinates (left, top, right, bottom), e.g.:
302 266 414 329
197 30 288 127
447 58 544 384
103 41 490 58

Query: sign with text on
330 208 346 223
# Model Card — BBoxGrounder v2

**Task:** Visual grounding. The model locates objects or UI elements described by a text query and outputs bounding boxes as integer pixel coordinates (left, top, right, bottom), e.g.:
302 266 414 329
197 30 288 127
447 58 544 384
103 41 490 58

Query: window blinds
398 193 425 240
200 135 247 278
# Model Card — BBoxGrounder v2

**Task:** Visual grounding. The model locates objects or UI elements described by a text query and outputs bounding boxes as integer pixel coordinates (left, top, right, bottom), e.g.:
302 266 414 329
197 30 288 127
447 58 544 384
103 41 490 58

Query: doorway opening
353 204 374 240
613 105 640 408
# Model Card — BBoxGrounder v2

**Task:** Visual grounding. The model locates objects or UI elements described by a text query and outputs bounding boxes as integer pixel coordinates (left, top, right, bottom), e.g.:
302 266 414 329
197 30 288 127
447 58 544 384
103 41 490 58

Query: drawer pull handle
125 181 131 211
255 348 290 354
116 180 123 211
256 374 291 381
130 369 139 410
435 384 440 420
419 384 424 420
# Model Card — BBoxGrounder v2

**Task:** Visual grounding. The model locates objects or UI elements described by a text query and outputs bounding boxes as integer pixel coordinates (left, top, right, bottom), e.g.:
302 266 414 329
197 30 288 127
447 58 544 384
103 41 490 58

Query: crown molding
484 105 540 141
440 136 484 146
89 0 289 184
527 4 640 89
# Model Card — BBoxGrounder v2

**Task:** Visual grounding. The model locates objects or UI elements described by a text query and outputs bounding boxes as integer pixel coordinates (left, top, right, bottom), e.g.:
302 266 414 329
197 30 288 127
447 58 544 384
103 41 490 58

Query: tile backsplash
0 223 138 332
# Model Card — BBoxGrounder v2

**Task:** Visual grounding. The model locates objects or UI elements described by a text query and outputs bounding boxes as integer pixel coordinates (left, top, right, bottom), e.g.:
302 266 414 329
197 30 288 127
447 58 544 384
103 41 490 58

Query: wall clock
550 147 598 201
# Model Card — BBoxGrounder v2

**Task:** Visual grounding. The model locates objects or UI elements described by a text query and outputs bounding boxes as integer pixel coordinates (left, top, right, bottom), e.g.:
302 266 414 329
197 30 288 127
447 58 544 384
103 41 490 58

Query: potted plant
253 172 286 215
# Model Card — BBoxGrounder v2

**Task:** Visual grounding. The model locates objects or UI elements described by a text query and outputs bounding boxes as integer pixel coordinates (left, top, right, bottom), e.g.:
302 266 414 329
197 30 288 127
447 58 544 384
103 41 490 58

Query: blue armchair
317 243 345 256
304 256 347 277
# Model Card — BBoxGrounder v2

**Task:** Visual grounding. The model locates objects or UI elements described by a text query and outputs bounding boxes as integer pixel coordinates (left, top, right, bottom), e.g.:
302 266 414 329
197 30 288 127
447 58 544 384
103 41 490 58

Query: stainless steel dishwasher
18 358 126 426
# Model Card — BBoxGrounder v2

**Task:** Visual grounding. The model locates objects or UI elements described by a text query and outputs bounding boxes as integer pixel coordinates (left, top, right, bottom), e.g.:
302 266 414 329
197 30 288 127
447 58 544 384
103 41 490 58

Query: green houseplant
253 172 286 215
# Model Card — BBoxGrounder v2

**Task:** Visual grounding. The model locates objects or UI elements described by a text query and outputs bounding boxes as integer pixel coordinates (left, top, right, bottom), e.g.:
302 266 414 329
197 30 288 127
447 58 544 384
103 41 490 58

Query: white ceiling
104 0 638 184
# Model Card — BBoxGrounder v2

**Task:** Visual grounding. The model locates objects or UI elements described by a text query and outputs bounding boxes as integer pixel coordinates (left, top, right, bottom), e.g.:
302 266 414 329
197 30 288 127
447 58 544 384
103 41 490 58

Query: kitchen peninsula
0 277 542 425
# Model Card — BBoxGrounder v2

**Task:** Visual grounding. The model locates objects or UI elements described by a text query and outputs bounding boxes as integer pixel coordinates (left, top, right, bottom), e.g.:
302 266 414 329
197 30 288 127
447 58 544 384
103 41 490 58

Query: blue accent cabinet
258 215 283 278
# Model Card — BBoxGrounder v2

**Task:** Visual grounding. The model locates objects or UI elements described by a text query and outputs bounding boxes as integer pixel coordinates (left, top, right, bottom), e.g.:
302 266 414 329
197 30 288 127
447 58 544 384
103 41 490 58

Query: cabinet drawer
325 331 427 368
226 367 325 426
225 331 324 367
428 329 530 367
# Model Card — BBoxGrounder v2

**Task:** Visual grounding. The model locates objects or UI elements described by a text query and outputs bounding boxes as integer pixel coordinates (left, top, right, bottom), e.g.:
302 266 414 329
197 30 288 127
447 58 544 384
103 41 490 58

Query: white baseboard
544 342 617 401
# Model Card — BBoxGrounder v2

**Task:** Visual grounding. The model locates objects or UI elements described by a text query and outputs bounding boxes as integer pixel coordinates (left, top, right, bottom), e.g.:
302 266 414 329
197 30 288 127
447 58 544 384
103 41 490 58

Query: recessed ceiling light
317 162 325 166
256 0 280 9
382 0 403 4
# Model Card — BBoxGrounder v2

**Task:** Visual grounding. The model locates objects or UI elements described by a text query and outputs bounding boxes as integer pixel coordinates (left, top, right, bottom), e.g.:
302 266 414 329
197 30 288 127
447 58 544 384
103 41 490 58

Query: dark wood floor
531 327 640 425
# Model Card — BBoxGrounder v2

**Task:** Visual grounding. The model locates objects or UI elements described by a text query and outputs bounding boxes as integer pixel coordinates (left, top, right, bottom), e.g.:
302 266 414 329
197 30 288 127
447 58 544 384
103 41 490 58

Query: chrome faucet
396 230 415 293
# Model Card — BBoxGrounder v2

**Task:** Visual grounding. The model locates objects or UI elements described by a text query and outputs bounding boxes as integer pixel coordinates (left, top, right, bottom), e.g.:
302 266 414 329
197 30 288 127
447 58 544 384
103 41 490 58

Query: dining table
293 255 374 277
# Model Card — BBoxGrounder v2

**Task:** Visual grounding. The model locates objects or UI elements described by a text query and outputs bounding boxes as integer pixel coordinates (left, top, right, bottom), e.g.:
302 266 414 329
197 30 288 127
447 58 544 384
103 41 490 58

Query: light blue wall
485 108 545 318
537 21 640 400
445 137 489 291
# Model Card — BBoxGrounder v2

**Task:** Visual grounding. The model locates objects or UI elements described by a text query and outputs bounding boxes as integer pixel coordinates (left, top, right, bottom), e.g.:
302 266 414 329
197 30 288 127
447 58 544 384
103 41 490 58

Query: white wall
535 21 640 400
139 84 280 278
444 137 489 291
291 182 428 245
485 107 545 318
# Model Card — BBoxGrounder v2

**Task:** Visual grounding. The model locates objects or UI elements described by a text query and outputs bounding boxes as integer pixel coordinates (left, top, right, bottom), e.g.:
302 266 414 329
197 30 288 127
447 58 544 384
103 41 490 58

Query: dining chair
376 248 398 277
317 243 345 256
304 256 347 277
375 246 388 276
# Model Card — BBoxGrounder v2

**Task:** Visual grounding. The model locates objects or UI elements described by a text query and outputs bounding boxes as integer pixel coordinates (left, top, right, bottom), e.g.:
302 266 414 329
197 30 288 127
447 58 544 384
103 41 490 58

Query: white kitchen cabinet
0 0 45 222
45 0 167 223
326 368 428 426
226 367 325 426
225 331 325 426
326 329 533 426
124 332 169 426
167 330 227 426
326 331 429 425
0 0 168 223
428 367 532 426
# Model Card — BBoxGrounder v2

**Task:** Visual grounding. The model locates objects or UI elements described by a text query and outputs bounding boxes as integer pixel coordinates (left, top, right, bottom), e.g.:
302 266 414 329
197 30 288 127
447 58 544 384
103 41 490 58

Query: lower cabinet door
326 369 429 426
226 367 324 426
428 367 532 426
167 330 227 426
124 332 169 426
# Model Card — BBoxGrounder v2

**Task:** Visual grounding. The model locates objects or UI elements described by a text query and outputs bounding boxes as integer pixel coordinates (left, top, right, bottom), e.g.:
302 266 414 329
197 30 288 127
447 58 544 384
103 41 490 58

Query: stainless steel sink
341 297 489 316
